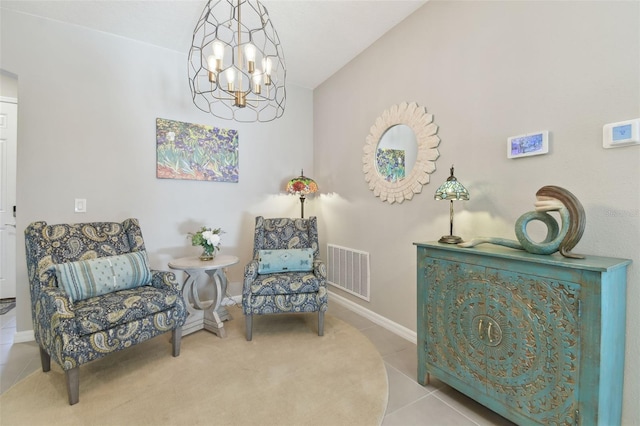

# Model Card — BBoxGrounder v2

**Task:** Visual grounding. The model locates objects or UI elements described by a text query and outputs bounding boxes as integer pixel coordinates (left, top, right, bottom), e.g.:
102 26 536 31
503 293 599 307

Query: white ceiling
1 0 427 89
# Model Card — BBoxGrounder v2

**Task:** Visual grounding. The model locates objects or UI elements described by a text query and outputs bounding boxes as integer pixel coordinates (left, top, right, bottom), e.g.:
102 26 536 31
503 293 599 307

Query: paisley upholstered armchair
24 218 187 405
242 216 328 340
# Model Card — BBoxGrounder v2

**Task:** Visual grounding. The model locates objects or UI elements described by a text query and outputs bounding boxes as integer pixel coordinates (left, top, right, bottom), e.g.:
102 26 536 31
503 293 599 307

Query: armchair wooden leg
172 327 182 357
318 310 325 337
245 314 253 341
39 347 51 372
66 367 80 405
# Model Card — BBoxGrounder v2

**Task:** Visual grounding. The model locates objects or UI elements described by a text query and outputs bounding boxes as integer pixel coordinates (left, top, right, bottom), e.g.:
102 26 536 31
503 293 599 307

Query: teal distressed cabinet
415 242 630 425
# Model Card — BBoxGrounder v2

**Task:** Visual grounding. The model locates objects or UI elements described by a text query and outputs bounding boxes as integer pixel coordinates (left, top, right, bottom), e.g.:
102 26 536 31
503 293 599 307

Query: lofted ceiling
0 0 427 89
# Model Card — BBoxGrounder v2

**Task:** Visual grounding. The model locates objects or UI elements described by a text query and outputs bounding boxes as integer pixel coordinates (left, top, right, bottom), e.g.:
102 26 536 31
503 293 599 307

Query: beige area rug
0 305 388 426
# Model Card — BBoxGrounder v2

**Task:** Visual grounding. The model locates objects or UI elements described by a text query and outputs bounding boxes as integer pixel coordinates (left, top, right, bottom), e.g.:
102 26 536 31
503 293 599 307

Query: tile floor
0 302 514 425
0 306 40 395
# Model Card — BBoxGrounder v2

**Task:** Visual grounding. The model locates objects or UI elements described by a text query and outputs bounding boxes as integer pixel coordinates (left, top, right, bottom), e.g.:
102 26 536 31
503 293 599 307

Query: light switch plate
74 198 87 213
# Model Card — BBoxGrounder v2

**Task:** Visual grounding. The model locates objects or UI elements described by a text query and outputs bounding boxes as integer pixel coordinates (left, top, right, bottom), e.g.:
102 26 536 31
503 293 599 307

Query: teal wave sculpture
459 185 586 259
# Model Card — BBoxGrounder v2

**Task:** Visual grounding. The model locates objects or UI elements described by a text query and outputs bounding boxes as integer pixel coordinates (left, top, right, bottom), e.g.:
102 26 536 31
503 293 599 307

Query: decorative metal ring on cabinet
363 102 440 204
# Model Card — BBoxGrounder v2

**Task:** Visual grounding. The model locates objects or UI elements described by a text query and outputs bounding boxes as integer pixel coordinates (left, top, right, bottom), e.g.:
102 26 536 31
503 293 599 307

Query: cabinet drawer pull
487 322 493 343
478 319 483 339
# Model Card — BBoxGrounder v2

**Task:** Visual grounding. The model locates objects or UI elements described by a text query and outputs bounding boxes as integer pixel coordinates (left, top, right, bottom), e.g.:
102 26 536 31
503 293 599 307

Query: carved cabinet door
424 258 582 425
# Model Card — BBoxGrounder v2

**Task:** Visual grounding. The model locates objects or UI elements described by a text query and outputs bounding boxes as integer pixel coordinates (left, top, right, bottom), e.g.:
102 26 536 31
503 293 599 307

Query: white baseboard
226 295 242 305
328 291 417 344
14 330 35 343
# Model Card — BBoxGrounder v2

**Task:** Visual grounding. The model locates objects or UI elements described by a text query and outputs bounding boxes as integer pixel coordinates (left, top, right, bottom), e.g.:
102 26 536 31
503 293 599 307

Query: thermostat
603 118 640 148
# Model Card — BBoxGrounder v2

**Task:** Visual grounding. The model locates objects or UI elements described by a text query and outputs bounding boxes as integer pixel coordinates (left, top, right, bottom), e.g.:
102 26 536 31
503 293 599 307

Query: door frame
1 96 18 300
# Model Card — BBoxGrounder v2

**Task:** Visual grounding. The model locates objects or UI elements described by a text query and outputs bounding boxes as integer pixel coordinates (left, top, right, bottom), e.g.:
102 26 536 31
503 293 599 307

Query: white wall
314 1 639 423
1 10 315 332
0 72 18 98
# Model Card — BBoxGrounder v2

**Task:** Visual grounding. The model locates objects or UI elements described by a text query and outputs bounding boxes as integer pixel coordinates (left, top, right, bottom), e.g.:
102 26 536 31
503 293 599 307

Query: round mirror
363 102 440 204
376 124 417 183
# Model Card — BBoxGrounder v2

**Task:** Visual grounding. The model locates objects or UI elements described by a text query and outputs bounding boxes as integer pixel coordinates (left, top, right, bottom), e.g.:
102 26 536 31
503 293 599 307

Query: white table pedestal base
181 305 232 337
169 255 239 338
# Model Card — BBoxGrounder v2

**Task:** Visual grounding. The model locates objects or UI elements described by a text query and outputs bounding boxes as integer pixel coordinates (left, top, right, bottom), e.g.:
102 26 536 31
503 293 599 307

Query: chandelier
188 0 286 122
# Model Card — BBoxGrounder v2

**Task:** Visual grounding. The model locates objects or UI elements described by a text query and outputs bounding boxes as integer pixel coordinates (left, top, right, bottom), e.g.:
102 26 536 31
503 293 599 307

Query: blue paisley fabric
242 216 328 316
25 219 187 371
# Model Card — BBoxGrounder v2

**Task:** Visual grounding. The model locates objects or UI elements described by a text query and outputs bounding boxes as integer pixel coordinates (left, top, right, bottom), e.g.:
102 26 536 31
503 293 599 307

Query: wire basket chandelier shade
188 0 286 122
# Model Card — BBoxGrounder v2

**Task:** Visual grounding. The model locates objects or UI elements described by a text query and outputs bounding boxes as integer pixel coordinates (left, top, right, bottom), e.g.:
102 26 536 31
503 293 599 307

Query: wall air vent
327 244 370 302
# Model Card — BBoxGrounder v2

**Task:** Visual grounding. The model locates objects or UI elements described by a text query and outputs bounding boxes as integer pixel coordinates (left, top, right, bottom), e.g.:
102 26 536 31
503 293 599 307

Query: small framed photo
507 131 549 159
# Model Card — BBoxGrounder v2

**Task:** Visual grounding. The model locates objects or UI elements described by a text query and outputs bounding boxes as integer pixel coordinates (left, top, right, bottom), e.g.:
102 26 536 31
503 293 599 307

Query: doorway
0 73 18 301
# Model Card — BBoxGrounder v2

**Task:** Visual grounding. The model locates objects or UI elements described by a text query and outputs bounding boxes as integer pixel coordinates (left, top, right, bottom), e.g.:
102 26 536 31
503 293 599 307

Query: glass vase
199 246 216 261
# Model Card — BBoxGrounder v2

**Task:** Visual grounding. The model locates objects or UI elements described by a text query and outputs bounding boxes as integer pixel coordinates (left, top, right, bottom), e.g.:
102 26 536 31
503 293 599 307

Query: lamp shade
434 166 469 201
287 170 318 219
286 171 318 195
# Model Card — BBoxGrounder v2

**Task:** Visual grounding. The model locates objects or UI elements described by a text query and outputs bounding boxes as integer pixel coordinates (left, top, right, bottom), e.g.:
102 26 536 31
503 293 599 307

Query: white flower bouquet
188 226 223 260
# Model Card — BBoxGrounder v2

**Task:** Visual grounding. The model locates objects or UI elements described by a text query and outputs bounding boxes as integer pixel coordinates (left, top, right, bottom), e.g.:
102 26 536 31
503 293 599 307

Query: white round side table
168 254 239 338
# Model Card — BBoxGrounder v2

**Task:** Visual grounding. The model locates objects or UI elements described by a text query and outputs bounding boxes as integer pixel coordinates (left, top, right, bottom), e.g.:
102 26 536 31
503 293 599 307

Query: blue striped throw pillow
53 251 153 302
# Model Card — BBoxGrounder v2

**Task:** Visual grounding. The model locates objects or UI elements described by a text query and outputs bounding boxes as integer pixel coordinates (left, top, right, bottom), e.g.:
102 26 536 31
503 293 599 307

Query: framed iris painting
156 118 238 182
376 148 406 182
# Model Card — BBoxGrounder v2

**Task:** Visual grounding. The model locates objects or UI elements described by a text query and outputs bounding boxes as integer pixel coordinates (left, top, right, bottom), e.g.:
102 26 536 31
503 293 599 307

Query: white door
0 98 17 299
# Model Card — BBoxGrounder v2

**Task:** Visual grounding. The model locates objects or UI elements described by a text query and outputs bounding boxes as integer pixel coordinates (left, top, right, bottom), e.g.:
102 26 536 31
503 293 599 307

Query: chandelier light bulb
207 55 216 71
226 68 236 91
262 57 272 85
212 41 225 58
262 57 272 73
253 72 262 94
206 55 217 83
245 44 257 73
212 41 225 71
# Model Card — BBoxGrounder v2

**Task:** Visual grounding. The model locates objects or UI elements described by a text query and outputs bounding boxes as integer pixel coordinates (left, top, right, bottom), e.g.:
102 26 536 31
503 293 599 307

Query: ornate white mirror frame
363 102 440 204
